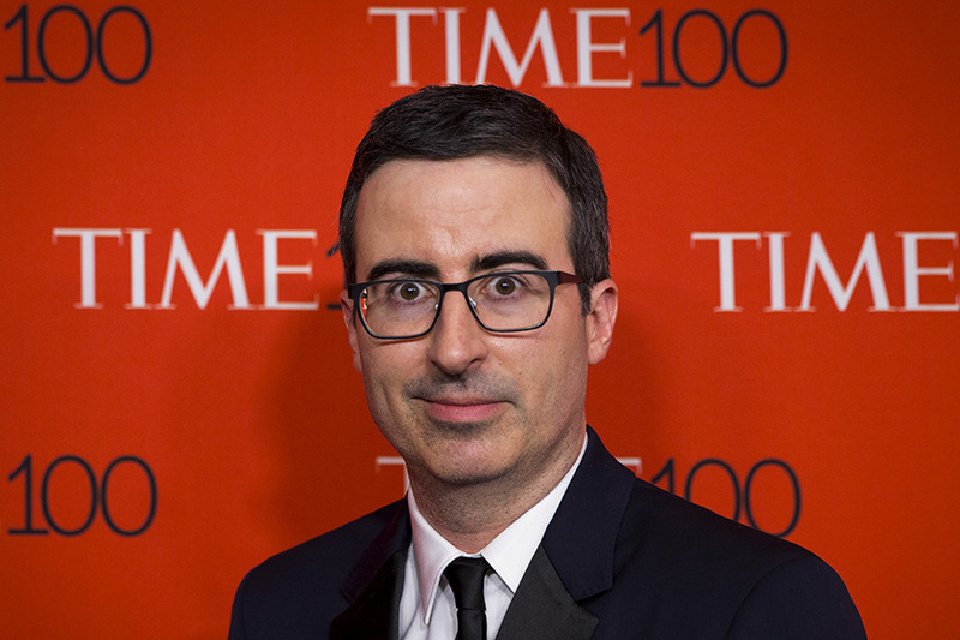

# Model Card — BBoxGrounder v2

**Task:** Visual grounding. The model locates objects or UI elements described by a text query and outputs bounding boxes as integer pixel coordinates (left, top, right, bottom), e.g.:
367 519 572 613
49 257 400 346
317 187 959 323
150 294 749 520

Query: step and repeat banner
2 1 957 637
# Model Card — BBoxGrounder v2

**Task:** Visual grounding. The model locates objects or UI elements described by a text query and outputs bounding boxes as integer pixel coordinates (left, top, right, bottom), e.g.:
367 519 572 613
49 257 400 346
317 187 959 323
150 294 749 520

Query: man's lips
417 397 507 423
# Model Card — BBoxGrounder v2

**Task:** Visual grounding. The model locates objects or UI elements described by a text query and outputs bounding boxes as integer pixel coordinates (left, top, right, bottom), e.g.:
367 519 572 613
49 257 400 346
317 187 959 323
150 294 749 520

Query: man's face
342 156 616 493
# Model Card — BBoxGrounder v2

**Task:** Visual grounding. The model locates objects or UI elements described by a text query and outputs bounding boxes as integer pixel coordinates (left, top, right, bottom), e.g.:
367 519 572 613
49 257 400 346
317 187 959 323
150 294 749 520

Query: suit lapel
497 428 636 639
330 548 405 640
330 501 411 640
496 547 598 640
541 427 636 601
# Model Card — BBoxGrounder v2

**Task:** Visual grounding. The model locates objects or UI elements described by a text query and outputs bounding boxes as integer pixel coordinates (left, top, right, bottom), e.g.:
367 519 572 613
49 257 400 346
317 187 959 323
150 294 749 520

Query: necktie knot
444 556 490 640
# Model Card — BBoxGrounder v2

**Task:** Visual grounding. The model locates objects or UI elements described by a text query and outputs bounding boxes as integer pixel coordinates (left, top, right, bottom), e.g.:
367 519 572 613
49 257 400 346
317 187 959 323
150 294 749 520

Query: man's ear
340 292 363 373
586 279 618 365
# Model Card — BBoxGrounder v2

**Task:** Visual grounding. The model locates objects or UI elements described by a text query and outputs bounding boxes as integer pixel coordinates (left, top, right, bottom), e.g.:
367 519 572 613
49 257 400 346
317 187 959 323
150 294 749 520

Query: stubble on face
402 369 521 481
366 348 587 494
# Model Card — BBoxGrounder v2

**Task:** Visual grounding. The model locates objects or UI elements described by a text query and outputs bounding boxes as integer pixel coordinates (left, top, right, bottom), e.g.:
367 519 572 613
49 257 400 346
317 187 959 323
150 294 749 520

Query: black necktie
444 556 490 640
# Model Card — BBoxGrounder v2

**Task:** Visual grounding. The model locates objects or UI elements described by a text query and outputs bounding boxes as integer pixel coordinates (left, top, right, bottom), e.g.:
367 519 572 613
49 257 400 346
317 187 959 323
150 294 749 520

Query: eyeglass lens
359 272 554 337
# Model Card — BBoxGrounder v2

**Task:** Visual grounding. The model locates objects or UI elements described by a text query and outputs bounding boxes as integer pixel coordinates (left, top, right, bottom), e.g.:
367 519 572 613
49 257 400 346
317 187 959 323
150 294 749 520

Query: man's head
338 86 617 500
338 84 609 313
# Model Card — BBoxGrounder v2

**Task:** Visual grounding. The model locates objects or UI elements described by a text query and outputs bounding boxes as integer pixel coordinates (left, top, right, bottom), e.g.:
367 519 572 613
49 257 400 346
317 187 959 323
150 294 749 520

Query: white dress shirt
397 435 588 640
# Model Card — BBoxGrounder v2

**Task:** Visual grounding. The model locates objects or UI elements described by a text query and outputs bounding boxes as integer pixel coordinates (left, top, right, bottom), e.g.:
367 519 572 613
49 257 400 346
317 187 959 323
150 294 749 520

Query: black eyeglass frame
346 269 581 340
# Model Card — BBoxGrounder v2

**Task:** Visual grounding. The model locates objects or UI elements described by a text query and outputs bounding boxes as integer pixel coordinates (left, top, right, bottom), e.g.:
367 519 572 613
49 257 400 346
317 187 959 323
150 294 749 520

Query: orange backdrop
1 1 958 637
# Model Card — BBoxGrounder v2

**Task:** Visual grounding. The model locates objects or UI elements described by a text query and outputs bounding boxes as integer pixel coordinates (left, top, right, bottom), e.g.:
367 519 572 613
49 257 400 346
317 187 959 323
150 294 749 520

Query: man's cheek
363 374 401 420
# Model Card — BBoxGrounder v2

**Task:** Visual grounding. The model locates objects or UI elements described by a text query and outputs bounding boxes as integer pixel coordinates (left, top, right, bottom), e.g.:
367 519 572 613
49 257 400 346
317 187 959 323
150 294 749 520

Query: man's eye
487 276 526 297
494 277 518 296
394 282 425 301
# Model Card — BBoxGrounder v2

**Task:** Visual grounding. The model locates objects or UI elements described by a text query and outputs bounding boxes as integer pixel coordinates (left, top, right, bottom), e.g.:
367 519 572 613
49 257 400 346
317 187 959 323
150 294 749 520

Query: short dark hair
338 84 610 312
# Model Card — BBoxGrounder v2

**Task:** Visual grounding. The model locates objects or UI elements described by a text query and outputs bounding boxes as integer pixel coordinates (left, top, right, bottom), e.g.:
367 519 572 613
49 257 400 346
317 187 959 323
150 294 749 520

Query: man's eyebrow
366 260 440 281
472 251 548 272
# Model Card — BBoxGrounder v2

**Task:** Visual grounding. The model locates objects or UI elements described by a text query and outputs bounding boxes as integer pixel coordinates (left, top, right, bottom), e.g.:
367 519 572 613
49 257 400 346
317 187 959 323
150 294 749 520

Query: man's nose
426 291 488 376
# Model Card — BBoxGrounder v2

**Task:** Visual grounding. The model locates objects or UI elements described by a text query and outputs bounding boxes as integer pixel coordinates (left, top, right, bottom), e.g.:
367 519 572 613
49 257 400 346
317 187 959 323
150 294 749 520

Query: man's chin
428 464 510 487
420 444 513 487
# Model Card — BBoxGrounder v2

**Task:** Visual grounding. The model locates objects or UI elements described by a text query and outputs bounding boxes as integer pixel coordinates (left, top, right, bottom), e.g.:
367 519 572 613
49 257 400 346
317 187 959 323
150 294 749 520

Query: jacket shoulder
229 500 405 640
620 478 808 571
605 479 864 638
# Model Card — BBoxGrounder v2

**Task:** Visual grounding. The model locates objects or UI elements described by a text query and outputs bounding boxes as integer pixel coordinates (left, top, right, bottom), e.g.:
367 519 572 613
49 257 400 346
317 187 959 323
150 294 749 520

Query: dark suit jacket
229 429 866 639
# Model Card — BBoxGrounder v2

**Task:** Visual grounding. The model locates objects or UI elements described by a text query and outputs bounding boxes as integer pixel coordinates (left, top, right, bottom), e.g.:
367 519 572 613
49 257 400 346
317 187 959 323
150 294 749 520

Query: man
229 85 865 639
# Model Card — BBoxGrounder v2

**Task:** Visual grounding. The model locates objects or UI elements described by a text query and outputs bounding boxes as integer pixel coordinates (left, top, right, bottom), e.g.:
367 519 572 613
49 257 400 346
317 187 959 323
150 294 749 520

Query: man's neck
408 430 585 553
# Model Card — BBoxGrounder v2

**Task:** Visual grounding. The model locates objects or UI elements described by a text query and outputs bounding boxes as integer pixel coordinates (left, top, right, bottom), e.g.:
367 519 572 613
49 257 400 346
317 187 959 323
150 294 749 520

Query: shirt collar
406 433 588 624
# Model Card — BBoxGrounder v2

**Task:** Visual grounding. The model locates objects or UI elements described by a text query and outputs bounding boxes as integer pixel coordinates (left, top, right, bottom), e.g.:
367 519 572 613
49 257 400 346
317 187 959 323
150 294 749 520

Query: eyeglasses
346 270 581 340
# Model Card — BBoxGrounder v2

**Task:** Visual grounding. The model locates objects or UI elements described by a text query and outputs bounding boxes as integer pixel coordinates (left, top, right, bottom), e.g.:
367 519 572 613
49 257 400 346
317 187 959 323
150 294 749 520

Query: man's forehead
350 156 575 281
355 156 570 224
